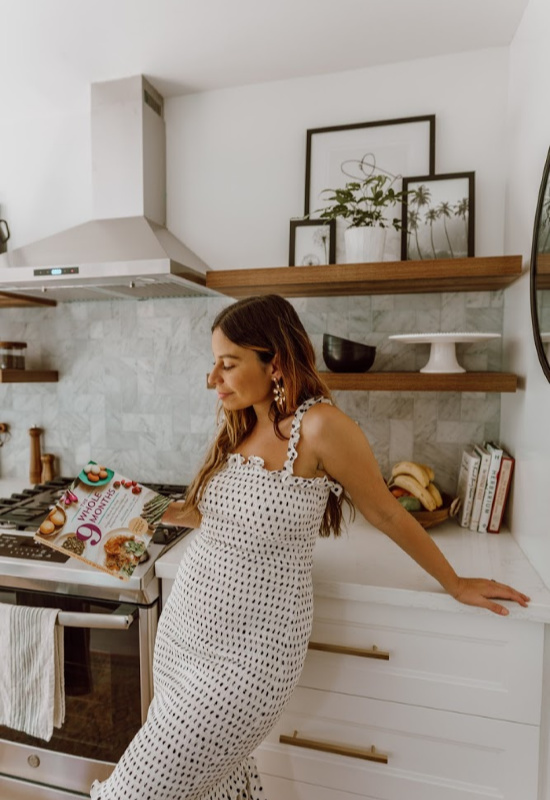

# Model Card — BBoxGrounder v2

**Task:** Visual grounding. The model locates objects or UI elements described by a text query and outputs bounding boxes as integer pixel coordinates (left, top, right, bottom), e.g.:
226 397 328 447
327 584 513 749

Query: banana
392 474 437 511
419 463 435 482
427 482 443 508
391 461 430 488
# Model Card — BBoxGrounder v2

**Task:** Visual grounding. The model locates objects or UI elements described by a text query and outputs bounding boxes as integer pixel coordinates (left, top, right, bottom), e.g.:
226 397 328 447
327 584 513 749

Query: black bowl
322 334 376 373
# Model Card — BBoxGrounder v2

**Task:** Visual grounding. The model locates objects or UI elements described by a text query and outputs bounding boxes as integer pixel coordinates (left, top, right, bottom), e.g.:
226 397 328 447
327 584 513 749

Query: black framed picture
289 219 336 267
304 115 436 262
401 172 475 261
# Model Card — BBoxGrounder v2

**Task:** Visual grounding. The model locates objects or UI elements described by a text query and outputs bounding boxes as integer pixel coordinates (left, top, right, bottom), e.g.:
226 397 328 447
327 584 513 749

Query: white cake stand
388 332 502 373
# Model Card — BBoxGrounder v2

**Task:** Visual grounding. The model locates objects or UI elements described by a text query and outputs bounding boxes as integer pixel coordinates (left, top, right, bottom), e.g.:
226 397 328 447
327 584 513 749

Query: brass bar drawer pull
308 640 390 660
279 730 389 764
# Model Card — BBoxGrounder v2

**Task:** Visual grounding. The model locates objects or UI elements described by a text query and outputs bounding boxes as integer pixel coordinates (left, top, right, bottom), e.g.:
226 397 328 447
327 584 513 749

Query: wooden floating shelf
205 255 523 298
321 372 518 393
0 370 58 383
0 290 57 308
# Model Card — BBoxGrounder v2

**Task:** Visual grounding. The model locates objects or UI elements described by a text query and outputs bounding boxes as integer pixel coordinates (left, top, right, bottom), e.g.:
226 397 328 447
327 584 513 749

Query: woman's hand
452 577 530 616
161 501 201 529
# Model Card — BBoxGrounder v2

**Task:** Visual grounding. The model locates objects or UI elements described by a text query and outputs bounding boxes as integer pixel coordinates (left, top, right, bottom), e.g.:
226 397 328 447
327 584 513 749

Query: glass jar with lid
0 342 27 370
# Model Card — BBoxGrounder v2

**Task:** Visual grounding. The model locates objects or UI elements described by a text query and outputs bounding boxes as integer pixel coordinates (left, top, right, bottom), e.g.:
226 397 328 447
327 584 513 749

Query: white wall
0 110 90 249
0 49 510 270
502 0 550 584
166 48 510 269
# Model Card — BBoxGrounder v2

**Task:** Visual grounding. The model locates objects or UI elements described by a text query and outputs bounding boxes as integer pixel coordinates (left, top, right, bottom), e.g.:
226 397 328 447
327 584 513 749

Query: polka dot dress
91 397 342 800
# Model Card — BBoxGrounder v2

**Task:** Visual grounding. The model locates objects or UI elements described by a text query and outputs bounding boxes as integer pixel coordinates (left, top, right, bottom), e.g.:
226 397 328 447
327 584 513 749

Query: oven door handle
57 603 138 630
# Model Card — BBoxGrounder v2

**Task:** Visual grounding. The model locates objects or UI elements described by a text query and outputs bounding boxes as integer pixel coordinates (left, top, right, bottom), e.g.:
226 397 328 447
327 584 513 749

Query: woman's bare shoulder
300 401 354 435
301 401 370 459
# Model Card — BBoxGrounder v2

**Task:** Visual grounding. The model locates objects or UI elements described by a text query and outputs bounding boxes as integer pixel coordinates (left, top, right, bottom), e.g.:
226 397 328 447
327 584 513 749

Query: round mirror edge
530 145 550 383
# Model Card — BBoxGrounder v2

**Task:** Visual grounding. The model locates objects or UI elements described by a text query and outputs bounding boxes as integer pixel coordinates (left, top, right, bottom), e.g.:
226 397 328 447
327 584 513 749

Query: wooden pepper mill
41 453 55 483
28 426 43 485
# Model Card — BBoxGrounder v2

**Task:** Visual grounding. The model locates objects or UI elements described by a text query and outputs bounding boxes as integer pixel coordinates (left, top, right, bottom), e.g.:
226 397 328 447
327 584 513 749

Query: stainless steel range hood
0 75 216 302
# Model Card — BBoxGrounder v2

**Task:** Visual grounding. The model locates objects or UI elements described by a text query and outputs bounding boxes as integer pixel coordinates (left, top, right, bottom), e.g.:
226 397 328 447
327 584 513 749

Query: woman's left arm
309 405 530 616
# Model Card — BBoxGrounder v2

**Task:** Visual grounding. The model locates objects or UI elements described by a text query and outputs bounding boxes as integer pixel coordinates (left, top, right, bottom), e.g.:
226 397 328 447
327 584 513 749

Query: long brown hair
183 294 352 536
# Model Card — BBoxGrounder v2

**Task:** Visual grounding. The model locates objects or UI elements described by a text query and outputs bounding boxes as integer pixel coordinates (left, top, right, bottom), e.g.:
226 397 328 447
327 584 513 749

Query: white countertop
0 478 32 496
155 517 550 623
3 477 548 623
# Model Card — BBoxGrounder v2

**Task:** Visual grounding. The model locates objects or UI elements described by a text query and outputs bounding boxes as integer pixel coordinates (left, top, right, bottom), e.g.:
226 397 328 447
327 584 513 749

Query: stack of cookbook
455 443 515 533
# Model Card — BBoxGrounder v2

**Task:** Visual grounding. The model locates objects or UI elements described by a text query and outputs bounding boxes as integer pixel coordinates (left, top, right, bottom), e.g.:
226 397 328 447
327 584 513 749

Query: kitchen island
156 517 550 800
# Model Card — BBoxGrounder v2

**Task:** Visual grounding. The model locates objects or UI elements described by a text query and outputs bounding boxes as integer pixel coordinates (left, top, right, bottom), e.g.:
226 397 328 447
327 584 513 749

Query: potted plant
316 174 409 263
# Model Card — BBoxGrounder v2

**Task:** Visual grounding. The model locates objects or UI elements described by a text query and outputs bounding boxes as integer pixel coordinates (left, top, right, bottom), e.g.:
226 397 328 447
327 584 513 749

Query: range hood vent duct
0 75 215 302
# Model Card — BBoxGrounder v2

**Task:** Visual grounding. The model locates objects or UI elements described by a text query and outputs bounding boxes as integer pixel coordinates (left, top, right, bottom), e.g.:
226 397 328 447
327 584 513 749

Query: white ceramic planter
344 226 386 263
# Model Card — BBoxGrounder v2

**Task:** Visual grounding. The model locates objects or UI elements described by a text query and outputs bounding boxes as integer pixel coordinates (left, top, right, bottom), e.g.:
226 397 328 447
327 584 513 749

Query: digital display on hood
34 266 80 276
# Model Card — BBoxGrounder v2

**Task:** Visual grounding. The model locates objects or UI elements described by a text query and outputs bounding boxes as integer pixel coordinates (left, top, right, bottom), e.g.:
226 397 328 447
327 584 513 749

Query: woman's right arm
161 502 202 529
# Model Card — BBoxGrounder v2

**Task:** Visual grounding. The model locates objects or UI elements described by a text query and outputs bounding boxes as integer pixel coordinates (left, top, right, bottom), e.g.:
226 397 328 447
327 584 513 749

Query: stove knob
27 754 40 768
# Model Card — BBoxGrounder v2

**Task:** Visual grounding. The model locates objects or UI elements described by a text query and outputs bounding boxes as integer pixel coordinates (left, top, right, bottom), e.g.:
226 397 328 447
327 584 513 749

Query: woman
91 294 529 800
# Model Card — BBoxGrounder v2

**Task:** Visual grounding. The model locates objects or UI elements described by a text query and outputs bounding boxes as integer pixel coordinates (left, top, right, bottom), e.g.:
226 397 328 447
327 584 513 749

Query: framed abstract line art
305 115 436 262
401 172 475 261
289 219 336 266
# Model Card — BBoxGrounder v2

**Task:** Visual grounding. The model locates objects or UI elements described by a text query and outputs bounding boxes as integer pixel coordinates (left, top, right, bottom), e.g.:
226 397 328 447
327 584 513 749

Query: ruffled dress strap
283 397 342 496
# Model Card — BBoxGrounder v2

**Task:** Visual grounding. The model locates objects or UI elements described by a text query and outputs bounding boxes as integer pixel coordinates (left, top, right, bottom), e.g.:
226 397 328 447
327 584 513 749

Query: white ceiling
1 0 528 112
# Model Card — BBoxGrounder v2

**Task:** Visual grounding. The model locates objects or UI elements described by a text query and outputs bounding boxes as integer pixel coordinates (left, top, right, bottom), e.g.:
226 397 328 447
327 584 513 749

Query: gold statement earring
272 378 287 413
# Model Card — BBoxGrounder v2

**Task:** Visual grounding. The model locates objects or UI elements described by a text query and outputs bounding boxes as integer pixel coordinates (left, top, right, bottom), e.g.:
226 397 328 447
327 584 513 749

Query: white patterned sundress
91 397 342 800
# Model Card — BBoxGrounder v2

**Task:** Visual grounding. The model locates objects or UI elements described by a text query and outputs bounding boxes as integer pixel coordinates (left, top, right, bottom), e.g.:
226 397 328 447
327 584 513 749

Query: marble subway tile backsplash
0 290 504 494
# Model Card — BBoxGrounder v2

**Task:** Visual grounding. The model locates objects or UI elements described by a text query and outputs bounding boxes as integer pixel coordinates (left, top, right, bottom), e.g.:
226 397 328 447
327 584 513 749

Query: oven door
0 587 158 796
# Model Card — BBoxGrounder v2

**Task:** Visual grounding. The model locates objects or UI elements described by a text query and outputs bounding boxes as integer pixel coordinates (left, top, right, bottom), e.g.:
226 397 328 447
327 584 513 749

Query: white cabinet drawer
256 686 539 800
303 598 543 723
260 773 374 800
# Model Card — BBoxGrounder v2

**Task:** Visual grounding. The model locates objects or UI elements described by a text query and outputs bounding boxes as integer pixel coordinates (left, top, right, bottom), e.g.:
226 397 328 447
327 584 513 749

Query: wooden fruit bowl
410 492 461 529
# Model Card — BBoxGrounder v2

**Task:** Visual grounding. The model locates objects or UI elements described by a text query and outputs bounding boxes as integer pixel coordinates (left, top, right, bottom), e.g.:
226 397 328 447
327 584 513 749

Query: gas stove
0 477 192 796
0 477 191 604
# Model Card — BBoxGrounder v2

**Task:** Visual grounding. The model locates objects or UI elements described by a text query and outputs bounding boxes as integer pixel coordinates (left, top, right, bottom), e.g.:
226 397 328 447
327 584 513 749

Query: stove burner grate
0 478 188 531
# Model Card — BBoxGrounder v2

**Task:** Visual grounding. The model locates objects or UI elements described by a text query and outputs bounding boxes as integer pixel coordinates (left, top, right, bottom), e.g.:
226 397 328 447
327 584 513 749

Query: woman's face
208 327 277 410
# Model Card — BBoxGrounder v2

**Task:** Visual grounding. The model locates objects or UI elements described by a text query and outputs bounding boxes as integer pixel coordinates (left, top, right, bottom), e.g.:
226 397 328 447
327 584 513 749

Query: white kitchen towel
0 604 65 741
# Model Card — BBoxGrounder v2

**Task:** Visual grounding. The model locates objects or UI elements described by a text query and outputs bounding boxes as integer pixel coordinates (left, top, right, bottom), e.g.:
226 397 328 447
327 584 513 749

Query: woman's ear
269 355 282 381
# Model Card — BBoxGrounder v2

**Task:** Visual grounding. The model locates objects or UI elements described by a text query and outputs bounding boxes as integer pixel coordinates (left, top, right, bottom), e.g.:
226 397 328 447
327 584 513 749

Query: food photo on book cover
33 462 166 580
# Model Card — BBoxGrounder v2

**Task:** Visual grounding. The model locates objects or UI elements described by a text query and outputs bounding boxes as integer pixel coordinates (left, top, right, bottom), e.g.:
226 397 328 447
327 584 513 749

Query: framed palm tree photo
401 172 475 260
